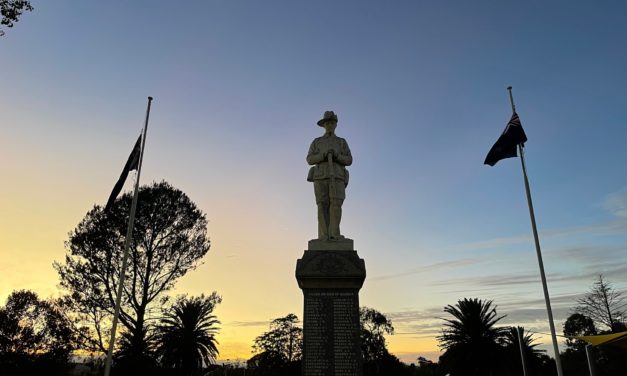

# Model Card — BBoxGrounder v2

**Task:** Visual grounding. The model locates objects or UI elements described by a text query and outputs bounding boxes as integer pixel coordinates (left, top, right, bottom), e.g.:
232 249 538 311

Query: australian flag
105 135 141 211
484 113 528 166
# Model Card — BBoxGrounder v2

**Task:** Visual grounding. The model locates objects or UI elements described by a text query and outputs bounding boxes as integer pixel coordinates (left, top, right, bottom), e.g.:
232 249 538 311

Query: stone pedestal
295 242 366 376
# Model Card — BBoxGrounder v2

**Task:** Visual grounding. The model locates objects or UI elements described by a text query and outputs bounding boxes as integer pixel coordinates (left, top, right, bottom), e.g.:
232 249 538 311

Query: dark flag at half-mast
105 135 141 211
484 112 528 166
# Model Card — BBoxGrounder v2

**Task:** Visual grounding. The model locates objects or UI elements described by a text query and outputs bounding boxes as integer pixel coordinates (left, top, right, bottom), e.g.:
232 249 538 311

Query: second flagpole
507 87 564 376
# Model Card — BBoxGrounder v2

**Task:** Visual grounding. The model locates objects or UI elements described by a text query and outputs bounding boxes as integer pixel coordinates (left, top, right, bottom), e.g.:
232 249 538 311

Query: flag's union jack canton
484 112 528 166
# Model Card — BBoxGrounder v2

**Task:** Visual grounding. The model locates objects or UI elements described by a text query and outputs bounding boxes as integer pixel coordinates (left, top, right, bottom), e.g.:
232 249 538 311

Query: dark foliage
564 313 598 352
414 357 442 376
54 181 210 362
252 314 303 363
437 298 508 376
360 306 394 363
502 326 555 376
205 364 248 376
0 0 32 36
247 351 301 376
364 352 414 376
562 313 598 376
562 312 627 376
248 314 302 376
156 293 221 375
113 326 158 374
360 306 397 375
0 290 75 374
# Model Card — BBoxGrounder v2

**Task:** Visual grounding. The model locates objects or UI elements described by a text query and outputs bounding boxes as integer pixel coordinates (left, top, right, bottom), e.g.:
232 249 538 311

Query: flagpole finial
507 86 512 91
148 96 153 101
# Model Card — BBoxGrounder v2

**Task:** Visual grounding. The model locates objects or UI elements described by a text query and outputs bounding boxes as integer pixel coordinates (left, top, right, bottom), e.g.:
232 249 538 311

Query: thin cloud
367 189 627 288
431 271 556 288
431 262 627 290
499 292 584 309
550 244 626 262
498 293 584 323
603 186 627 218
227 320 271 327
460 234 532 250
385 307 445 338
387 307 443 323
542 219 627 237
369 258 481 281
457 218 627 252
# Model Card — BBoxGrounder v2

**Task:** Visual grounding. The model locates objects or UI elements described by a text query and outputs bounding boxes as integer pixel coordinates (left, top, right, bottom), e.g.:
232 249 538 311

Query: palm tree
504 326 544 357
437 298 507 376
114 327 157 372
156 293 221 375
504 327 550 376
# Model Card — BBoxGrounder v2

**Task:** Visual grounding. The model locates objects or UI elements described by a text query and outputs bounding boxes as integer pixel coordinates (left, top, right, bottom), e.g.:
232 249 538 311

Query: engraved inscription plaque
303 290 361 375
296 249 366 376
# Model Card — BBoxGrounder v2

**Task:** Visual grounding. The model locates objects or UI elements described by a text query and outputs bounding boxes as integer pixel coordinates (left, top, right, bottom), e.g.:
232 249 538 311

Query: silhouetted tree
561 313 597 376
156 293 221 375
253 314 302 363
249 314 302 376
366 351 413 376
54 181 210 365
502 326 551 376
575 275 626 332
0 0 33 36
360 306 394 363
0 290 75 373
437 298 507 376
504 326 544 356
562 311 627 376
114 326 157 373
564 313 598 351
359 306 400 375
247 351 294 376
415 356 440 376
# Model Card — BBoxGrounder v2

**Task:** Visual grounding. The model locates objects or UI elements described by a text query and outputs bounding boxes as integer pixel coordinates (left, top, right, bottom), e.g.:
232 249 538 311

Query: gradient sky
2 0 627 364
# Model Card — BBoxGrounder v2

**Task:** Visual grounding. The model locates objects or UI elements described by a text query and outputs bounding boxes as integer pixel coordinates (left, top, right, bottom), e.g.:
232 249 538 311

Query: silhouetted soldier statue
307 111 352 240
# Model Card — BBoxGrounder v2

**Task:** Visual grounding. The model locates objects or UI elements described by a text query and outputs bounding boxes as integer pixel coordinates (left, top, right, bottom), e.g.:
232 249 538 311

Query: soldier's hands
326 149 336 159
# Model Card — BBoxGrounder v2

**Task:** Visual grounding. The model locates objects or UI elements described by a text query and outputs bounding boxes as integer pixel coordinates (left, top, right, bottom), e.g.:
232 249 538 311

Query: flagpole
516 327 529 376
104 96 153 376
508 87 564 376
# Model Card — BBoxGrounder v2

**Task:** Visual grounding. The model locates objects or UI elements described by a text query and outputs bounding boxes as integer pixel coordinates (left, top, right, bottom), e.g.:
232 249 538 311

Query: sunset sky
2 0 627 364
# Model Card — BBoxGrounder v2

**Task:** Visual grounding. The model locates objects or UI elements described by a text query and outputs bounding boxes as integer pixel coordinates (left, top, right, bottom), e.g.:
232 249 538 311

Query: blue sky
2 0 627 363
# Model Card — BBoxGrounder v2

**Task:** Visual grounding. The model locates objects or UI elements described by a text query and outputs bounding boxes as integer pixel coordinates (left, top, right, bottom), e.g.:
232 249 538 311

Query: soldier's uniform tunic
306 133 352 239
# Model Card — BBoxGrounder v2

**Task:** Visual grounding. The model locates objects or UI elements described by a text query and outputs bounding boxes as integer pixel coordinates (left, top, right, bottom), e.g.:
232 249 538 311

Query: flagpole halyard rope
510 87 564 376
104 96 153 376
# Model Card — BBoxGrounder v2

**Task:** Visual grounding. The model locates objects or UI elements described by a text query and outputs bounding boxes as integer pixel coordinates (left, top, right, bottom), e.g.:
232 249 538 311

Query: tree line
240 275 626 376
1 181 626 375
1 182 222 375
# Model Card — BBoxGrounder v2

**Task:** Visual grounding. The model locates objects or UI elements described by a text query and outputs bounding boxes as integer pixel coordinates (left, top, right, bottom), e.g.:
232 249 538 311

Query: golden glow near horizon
0 162 441 363
2 137 626 364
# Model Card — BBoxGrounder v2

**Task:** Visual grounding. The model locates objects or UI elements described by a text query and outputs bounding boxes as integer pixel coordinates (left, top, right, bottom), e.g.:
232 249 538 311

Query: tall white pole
507 87 564 376
104 96 153 376
585 344 597 376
